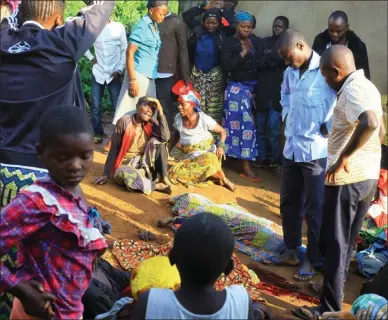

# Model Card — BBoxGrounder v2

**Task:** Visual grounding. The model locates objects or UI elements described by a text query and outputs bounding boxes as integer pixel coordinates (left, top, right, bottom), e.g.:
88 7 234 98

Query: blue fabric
95 297 133 320
235 11 253 23
194 34 218 73
91 75 122 136
256 102 281 162
351 294 388 320
223 81 257 161
280 51 336 162
129 15 161 79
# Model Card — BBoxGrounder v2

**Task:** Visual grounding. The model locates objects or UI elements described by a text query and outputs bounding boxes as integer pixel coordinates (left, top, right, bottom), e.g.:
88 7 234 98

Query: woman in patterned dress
185 7 227 125
168 87 235 192
221 11 261 182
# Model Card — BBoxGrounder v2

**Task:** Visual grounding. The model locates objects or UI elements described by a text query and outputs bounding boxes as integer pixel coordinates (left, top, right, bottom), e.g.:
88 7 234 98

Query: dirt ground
83 120 364 318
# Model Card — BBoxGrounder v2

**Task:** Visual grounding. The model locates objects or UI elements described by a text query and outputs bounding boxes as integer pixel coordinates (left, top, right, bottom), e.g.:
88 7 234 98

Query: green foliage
64 1 179 113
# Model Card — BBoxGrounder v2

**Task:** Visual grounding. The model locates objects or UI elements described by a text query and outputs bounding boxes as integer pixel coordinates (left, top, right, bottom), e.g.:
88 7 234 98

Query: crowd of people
0 0 387 319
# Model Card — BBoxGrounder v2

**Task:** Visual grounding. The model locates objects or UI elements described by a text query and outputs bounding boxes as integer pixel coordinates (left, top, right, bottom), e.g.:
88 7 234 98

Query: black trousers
156 76 176 132
154 143 168 178
280 157 326 265
320 179 377 312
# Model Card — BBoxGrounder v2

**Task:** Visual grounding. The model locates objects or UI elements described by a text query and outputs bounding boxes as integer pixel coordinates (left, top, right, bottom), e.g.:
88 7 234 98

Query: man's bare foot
155 183 172 195
242 160 260 180
224 178 237 192
160 175 172 186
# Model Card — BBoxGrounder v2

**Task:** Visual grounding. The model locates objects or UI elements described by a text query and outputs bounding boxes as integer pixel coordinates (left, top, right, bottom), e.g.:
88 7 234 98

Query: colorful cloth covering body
351 294 388 320
170 193 285 263
0 164 47 319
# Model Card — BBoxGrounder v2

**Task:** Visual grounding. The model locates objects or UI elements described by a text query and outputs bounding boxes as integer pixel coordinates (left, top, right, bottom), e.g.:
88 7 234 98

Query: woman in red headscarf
168 83 236 191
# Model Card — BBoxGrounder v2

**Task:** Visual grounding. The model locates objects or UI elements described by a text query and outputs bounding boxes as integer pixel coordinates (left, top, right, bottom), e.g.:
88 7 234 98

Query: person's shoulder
314 28 329 40
347 30 367 47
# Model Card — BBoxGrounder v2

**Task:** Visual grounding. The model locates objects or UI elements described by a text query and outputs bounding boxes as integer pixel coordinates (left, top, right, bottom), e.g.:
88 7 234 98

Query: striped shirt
326 70 382 186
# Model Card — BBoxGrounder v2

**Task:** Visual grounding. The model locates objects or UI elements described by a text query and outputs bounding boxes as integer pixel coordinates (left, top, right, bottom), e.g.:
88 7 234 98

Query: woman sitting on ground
93 97 171 195
168 85 236 192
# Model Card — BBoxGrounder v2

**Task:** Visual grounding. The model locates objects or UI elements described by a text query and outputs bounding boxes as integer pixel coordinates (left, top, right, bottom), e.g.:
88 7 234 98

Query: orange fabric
112 118 153 174
221 17 230 26
378 169 387 196
10 298 40 320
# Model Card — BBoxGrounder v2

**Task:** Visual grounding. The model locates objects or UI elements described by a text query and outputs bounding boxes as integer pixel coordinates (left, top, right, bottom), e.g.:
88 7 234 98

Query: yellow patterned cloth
130 256 181 300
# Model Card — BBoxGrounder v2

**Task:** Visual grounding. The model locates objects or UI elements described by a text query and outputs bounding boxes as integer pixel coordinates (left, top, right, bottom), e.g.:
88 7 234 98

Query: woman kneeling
169 88 236 192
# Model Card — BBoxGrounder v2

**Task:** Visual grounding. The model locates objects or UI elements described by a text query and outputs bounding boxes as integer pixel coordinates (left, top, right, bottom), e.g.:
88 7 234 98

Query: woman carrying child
221 11 261 182
0 107 109 319
168 85 235 192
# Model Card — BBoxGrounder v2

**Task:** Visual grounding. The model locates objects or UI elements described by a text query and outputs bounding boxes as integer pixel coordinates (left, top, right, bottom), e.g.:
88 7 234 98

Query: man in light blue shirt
270 30 336 281
112 0 168 125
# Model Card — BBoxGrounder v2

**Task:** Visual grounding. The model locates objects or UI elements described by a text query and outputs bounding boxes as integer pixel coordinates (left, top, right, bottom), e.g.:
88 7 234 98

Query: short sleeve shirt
130 15 161 79
326 70 382 186
174 112 217 145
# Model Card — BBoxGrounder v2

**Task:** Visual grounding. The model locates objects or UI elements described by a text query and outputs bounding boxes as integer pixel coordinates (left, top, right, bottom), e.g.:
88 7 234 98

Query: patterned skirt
191 65 225 125
0 164 47 319
223 81 258 161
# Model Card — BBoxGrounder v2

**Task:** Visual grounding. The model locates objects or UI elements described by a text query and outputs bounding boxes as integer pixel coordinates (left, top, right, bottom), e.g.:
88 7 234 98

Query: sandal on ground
261 252 300 266
293 268 317 282
240 173 262 182
253 302 271 320
292 306 322 320
137 230 156 242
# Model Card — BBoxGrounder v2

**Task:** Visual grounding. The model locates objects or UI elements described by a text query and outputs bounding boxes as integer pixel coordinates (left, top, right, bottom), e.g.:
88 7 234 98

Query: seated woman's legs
212 169 236 192
154 143 171 185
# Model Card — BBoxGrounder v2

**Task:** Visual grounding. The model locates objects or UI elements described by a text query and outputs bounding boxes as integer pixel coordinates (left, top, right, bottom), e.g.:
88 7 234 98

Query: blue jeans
91 75 122 136
256 103 281 162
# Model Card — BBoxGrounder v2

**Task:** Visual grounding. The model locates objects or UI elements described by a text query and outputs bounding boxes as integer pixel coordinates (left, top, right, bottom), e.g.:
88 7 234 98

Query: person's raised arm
147 98 171 142
55 0 115 61
326 110 379 183
182 5 205 29
0 195 56 319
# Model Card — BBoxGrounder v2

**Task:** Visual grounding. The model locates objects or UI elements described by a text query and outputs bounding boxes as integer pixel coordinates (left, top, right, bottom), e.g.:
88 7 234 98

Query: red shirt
0 177 108 319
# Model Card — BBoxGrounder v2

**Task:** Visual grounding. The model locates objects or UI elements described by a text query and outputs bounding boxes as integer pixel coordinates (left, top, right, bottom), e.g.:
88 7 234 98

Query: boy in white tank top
129 213 268 319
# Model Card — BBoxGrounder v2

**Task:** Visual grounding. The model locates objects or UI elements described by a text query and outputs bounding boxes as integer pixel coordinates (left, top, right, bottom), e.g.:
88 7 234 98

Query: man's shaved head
276 29 312 69
320 45 356 91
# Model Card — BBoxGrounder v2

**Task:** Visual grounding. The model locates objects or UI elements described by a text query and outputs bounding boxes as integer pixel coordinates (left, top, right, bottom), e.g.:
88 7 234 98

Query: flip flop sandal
294 268 317 282
292 306 322 320
261 253 300 266
137 230 156 242
240 173 263 182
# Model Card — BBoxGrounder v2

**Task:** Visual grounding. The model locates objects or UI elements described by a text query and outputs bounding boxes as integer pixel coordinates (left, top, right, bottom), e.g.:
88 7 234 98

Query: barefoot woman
221 11 261 182
169 88 236 192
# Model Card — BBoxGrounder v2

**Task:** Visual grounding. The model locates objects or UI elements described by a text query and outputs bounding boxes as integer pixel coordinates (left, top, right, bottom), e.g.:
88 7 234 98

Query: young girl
0 106 109 319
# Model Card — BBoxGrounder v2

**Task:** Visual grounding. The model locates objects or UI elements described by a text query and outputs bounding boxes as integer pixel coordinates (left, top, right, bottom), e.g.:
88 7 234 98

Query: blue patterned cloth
223 81 257 161
351 294 387 320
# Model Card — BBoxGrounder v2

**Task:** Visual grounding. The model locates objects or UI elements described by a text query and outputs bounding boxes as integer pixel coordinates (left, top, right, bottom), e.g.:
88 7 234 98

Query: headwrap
235 10 256 29
147 0 168 9
172 81 202 112
235 10 254 23
202 7 222 24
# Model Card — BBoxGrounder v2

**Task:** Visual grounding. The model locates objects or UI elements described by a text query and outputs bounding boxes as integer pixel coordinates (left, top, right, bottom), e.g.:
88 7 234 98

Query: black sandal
292 306 322 320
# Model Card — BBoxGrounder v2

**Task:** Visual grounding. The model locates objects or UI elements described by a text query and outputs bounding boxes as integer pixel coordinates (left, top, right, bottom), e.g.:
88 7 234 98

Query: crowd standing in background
0 0 387 319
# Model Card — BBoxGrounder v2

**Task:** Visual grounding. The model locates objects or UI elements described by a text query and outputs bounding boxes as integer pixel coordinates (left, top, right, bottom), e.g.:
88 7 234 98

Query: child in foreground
0 106 108 319
130 213 268 319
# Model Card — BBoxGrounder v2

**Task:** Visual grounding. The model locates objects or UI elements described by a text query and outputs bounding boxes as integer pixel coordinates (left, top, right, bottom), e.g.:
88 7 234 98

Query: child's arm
55 0 115 61
129 291 150 320
0 194 55 318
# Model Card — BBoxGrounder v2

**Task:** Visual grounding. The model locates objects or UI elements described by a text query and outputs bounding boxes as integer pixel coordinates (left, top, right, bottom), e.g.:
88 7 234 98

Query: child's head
169 213 234 287
37 106 94 190
20 0 65 30
272 16 289 37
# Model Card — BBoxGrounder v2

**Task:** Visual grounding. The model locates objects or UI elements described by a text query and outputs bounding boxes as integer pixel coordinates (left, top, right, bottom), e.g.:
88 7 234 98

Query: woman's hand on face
129 82 139 98
216 146 226 160
240 40 252 57
92 175 109 185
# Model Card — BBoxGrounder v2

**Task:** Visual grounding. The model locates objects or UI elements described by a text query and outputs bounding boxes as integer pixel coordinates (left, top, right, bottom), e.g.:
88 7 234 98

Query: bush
65 1 179 113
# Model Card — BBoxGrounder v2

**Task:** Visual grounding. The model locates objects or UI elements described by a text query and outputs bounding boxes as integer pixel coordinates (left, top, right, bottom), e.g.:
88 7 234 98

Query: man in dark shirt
0 0 115 168
255 16 289 170
312 10 370 79
156 10 191 131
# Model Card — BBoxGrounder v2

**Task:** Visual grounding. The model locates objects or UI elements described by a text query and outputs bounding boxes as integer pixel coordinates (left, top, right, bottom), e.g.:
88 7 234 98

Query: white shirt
326 70 382 186
85 21 127 85
174 112 217 146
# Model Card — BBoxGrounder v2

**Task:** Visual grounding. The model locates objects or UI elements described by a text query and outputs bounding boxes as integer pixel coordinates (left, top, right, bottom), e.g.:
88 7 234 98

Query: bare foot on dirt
224 178 237 192
157 217 174 228
155 183 172 195
241 160 262 182
137 230 156 242
160 175 172 186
